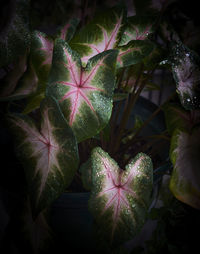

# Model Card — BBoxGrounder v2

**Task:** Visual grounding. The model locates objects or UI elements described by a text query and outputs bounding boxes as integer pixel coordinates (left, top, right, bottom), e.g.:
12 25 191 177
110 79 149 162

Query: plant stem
111 64 145 155
119 91 176 154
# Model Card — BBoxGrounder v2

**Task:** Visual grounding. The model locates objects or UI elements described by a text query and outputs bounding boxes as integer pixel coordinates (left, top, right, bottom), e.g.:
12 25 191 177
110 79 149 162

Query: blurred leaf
169 127 200 210
0 0 31 67
171 42 200 110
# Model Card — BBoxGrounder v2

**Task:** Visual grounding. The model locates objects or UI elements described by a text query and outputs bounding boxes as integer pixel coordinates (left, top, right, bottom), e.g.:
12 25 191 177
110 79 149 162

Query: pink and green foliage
47 39 118 142
22 31 54 113
69 6 125 66
9 96 79 216
56 18 79 42
171 42 200 110
118 16 155 46
169 127 200 210
89 147 153 246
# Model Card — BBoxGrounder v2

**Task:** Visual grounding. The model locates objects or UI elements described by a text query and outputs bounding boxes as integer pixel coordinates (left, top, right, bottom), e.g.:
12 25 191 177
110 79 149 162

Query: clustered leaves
1 0 200 252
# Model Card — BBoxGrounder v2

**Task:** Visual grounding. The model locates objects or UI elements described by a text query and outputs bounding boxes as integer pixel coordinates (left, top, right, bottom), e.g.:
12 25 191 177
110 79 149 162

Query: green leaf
171 42 200 110
0 0 31 67
69 6 125 66
89 147 153 247
56 18 79 42
80 159 92 191
119 15 155 46
169 127 200 209
117 40 155 68
47 39 118 142
8 96 79 215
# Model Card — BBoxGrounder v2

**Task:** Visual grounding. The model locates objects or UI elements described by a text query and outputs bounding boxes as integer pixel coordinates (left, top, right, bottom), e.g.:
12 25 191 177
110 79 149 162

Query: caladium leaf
89 147 153 247
118 15 155 46
0 0 31 67
171 42 200 110
19 31 54 112
8 96 79 215
169 127 200 210
56 18 79 42
117 40 155 68
69 6 125 66
47 39 118 142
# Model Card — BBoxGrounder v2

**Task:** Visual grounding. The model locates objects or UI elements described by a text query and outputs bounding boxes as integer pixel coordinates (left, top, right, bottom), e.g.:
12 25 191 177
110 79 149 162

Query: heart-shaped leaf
169 127 200 210
89 147 153 247
47 39 118 142
69 6 125 66
118 15 155 46
8 96 79 215
171 42 200 110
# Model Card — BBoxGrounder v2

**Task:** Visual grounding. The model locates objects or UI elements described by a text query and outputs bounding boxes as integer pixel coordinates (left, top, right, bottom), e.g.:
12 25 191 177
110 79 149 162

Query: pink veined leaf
36 32 54 66
9 96 79 215
60 23 70 40
58 48 106 125
89 147 153 246
73 12 123 65
48 40 117 142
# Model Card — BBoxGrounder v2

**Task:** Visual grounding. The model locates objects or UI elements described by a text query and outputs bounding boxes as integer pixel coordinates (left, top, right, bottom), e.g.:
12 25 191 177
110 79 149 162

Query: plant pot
50 96 169 252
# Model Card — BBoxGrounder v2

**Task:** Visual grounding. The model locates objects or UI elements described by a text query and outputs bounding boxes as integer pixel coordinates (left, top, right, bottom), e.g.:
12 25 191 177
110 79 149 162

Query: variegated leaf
69 7 125 66
118 15 155 46
47 39 118 142
57 18 79 42
89 147 153 247
8 96 79 215
171 42 200 110
169 127 200 210
117 40 155 68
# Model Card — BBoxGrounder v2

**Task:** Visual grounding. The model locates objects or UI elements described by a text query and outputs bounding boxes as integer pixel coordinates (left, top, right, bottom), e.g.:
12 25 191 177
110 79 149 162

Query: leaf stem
111 64 145 155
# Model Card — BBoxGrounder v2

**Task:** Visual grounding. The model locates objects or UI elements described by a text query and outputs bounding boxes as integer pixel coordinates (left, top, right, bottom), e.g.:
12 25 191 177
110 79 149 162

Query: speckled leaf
69 7 125 66
8 96 79 215
117 40 155 67
47 39 118 142
56 18 79 42
89 147 153 246
0 0 31 67
171 42 200 110
118 15 155 46
169 127 200 210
